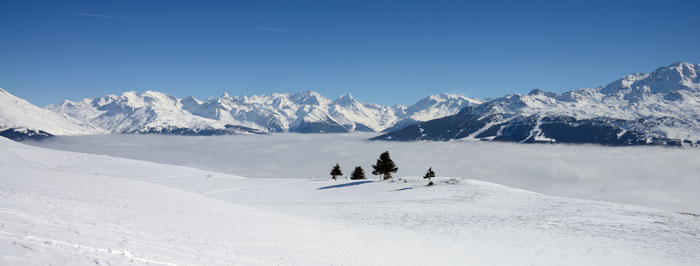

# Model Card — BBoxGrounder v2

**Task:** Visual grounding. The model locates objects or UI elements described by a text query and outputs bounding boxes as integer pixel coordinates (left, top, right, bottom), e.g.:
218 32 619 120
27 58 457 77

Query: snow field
0 137 414 266
4 136 700 265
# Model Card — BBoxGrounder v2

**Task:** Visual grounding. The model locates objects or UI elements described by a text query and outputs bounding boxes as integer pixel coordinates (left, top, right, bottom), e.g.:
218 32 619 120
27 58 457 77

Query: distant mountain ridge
4 62 699 146
373 62 700 146
41 91 482 135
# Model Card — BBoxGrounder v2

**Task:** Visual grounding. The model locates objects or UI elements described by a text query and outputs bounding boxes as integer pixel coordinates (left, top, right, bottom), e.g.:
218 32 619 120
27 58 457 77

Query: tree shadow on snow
317 180 374 190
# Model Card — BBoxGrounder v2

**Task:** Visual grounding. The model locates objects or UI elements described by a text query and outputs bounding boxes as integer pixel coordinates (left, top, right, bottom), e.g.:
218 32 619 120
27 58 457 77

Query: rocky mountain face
46 91 482 135
373 62 700 146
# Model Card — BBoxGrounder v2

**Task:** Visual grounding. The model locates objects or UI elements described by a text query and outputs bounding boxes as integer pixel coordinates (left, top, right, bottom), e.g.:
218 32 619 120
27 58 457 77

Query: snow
30 133 700 214
47 90 228 133
3 136 700 265
0 137 404 266
46 90 482 133
329 93 400 131
469 62 700 140
0 88 105 135
5 62 699 139
3 61 700 265
600 62 700 94
404 93 484 121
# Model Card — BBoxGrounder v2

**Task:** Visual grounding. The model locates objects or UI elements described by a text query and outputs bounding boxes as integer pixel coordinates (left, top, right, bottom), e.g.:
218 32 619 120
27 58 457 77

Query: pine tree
330 163 343 180
350 166 366 180
423 167 436 186
371 151 398 180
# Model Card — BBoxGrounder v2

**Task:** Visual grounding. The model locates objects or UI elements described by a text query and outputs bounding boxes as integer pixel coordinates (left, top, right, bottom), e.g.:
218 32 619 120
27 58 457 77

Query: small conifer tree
371 151 398 180
330 163 343 180
350 166 366 180
423 167 436 186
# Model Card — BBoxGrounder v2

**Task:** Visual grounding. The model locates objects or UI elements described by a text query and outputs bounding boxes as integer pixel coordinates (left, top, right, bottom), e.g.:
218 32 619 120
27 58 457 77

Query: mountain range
373 62 700 146
2 62 699 146
0 88 482 139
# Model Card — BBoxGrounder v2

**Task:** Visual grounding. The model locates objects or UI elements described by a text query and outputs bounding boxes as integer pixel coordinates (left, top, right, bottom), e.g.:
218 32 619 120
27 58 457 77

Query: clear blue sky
2 0 699 106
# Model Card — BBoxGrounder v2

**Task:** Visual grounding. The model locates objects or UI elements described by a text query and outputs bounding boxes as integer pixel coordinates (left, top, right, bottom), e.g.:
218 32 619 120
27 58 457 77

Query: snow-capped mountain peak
288 90 330 106
375 62 700 144
41 90 482 134
181 96 202 105
404 93 485 121
600 62 700 95
46 91 229 134
332 93 358 106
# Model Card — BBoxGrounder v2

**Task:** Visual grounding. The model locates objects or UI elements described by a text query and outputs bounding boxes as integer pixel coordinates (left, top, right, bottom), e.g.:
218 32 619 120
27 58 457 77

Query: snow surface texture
46 91 482 133
0 138 403 266
3 137 700 266
0 88 105 135
31 133 700 214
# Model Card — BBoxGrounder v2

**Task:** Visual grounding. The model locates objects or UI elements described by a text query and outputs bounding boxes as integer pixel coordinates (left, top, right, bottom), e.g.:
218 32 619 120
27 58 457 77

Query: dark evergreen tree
330 163 343 180
371 151 398 180
423 167 436 186
350 166 366 180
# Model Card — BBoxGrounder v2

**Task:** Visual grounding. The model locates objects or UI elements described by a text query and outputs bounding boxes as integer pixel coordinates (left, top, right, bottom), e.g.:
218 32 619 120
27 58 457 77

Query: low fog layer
31 133 700 213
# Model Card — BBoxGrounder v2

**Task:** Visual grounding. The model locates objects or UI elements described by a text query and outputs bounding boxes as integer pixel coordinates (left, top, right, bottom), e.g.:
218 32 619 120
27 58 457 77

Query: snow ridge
48 91 227 134
375 62 700 144
46 90 483 134
473 62 700 139
0 88 106 136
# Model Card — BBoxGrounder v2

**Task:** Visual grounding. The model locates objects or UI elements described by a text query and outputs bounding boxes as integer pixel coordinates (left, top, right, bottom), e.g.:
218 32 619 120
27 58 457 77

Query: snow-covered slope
185 91 349 133
47 91 482 134
328 93 397 131
0 88 105 139
2 137 699 265
375 62 700 145
0 137 402 266
384 93 485 132
46 91 235 134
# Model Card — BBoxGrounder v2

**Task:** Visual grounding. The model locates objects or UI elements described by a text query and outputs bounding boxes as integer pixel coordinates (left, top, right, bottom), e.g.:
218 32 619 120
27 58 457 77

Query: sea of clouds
30 133 700 213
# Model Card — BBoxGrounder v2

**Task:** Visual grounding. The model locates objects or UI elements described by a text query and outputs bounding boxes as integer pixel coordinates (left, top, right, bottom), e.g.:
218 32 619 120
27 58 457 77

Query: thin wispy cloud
47 10 132 20
255 26 287 32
